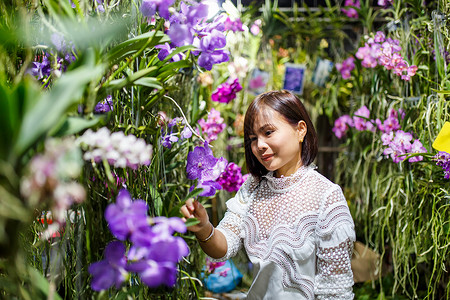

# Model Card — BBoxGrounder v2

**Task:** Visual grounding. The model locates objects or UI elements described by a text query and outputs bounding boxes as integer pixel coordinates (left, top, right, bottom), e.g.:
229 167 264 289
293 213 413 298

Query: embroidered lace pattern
214 165 355 299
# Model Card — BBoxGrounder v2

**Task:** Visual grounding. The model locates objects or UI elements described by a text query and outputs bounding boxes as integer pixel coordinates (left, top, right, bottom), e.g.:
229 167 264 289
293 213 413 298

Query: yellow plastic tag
432 122 450 153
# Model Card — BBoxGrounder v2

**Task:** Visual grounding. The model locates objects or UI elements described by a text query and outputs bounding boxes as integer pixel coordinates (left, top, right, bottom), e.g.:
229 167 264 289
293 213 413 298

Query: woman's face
249 107 307 178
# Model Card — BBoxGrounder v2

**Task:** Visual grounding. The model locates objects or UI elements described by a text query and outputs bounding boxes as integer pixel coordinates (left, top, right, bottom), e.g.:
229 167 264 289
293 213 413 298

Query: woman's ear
297 121 307 142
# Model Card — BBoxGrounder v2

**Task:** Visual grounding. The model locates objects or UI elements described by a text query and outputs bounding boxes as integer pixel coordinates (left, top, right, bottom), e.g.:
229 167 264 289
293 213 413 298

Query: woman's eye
249 136 257 142
265 130 273 136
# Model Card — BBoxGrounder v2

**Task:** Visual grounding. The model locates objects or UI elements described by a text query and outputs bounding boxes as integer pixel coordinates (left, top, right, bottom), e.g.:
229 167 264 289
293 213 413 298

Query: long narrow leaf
14 64 104 157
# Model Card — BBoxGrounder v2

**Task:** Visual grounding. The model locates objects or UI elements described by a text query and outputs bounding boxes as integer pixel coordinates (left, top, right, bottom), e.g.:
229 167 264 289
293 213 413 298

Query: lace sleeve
315 186 355 300
208 177 254 262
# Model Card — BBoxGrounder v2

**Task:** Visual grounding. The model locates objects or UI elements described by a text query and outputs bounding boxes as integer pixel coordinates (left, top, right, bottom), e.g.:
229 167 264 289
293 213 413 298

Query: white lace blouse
212 165 355 299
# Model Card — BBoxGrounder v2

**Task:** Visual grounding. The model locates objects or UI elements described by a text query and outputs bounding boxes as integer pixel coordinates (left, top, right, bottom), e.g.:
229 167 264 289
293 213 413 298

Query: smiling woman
181 90 355 299
247 108 307 178
244 90 318 180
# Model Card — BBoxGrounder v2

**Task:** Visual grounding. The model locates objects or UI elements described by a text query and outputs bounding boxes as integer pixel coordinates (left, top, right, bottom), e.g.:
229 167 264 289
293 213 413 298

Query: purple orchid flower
127 233 189 287
104 189 149 241
196 180 223 197
140 0 174 19
88 241 128 291
216 162 245 192
152 216 187 235
434 151 450 179
408 139 427 162
127 260 179 287
186 142 228 196
168 23 194 47
94 95 113 114
186 142 218 180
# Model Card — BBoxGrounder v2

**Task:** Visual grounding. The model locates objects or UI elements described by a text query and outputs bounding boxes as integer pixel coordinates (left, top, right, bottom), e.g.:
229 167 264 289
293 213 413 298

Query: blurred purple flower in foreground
89 189 189 291
105 189 149 240
140 0 174 19
21 138 85 225
89 241 128 291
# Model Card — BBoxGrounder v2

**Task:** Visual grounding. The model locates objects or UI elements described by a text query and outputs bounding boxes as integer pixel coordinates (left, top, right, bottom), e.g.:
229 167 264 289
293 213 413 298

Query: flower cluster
332 105 375 138
211 78 242 104
186 142 227 197
89 189 189 291
433 151 450 179
333 106 427 163
28 33 76 82
332 115 354 139
216 162 245 192
382 130 427 163
141 0 230 70
160 116 193 149
355 31 418 81
78 127 153 169
250 19 262 35
197 108 226 143
336 56 355 79
94 95 114 114
21 138 85 225
205 258 230 277
224 17 244 32
341 0 360 18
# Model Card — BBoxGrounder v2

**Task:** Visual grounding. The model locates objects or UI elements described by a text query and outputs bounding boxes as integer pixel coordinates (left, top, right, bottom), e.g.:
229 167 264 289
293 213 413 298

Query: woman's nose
257 138 268 150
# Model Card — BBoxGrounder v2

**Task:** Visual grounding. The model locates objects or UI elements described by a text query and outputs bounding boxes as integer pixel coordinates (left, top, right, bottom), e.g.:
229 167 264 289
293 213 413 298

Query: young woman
181 90 355 299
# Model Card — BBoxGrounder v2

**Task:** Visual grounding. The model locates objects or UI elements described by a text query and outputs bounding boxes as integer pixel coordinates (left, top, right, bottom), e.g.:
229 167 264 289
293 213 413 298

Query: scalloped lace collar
262 164 316 190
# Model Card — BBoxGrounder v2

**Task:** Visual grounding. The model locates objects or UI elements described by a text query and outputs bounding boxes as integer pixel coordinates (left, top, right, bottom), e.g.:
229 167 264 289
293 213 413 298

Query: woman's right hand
180 198 210 233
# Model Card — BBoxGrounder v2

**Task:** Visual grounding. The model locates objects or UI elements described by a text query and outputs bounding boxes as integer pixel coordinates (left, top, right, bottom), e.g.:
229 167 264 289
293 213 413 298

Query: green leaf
0 185 30 221
133 77 162 89
431 88 450 94
14 64 104 158
0 79 40 161
156 60 193 81
104 67 158 90
161 45 195 63
50 116 102 137
184 218 200 228
148 184 163 216
107 31 170 65
183 188 204 202
28 266 63 300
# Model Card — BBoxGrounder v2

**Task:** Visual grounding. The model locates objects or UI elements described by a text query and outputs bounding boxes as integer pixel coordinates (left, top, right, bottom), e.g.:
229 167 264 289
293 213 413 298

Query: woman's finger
185 198 195 211
180 205 193 219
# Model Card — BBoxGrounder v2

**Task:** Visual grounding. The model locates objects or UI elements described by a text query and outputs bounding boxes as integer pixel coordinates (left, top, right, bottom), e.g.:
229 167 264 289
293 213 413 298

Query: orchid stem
163 95 207 145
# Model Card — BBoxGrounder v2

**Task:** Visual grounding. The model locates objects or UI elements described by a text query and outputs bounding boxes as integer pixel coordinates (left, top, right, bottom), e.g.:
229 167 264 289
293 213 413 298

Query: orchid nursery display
0 0 449 299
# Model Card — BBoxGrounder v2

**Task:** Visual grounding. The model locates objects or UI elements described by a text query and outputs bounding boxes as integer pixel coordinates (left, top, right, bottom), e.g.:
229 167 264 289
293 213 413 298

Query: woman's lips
261 154 274 161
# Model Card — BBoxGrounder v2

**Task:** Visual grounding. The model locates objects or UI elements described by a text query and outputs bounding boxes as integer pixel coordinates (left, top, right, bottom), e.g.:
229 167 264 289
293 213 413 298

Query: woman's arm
315 187 356 299
180 198 228 259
